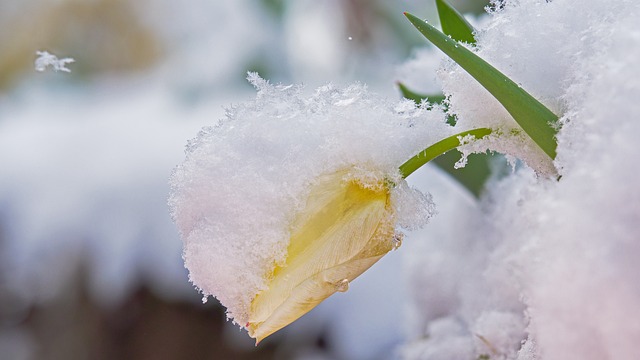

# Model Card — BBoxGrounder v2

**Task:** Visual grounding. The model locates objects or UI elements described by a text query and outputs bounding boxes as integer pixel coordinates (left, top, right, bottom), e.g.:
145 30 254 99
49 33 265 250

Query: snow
0 86 220 306
2 0 640 358
0 0 281 309
395 47 444 96
169 73 442 327
2 1 428 357
399 0 640 359
34 51 74 73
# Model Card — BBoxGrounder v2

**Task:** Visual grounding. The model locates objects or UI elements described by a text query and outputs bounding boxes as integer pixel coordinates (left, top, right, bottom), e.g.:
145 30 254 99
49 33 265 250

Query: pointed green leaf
404 12 558 159
436 0 476 44
397 82 444 104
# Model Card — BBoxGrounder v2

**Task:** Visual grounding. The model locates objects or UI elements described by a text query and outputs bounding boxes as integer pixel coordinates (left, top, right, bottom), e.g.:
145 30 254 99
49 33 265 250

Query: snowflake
34 51 75 73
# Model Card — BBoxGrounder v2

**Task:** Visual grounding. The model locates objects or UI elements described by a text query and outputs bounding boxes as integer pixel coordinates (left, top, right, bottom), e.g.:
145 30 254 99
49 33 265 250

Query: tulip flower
244 126 493 342
246 169 400 343
170 72 492 344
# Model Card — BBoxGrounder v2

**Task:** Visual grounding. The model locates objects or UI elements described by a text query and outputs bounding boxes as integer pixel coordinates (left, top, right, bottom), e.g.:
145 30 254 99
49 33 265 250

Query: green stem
404 12 558 159
399 128 492 178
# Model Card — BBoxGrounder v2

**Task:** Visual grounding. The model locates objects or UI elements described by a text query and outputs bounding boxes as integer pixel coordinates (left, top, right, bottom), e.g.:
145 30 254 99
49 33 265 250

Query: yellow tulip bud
246 169 399 343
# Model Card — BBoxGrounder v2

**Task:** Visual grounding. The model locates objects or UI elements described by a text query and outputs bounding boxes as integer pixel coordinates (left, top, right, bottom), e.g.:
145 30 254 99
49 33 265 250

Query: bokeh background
0 1 487 359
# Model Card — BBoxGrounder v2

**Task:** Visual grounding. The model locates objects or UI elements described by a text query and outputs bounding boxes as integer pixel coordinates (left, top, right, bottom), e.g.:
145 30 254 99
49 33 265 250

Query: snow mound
401 0 640 359
169 74 444 325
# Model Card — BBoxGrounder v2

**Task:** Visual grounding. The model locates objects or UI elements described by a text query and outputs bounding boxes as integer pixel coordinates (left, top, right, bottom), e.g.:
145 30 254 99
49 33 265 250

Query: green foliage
397 82 497 198
397 81 438 104
260 0 286 19
436 0 476 44
399 128 492 178
432 151 495 198
404 12 559 159
396 81 453 123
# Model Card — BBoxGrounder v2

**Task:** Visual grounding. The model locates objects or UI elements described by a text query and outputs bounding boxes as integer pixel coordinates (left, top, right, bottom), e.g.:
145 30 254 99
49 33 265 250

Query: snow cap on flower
169 74 441 338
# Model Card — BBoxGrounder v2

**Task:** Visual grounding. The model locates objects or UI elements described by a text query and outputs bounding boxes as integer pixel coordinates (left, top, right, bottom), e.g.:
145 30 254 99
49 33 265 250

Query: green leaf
397 82 445 104
396 88 500 197
260 0 286 19
399 127 492 178
436 0 476 44
404 12 558 159
432 151 496 198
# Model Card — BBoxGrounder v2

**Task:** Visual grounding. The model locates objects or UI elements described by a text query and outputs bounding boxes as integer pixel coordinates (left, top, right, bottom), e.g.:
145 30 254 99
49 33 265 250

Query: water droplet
335 279 350 292
348 36 353 41
202 295 209 304
392 233 404 250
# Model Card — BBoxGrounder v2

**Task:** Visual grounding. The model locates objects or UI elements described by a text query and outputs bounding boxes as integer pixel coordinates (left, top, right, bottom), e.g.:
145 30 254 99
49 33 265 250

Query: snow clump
169 73 447 326
400 0 640 359
34 50 75 73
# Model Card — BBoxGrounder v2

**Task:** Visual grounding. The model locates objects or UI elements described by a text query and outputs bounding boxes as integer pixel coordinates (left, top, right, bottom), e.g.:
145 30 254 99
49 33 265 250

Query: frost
400 317 475 360
169 73 447 326
395 47 444 95
472 311 526 359
34 51 75 73
391 180 436 231
401 0 640 359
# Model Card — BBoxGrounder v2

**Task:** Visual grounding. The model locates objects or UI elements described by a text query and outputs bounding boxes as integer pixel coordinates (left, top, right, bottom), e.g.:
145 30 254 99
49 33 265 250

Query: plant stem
399 128 492 178
404 12 558 159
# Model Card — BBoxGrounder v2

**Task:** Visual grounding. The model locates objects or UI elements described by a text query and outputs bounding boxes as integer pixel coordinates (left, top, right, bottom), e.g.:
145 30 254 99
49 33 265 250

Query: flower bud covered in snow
247 169 398 342
169 73 439 340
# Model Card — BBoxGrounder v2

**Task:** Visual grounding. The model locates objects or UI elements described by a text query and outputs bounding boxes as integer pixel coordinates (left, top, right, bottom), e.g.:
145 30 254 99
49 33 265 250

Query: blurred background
0 1 488 359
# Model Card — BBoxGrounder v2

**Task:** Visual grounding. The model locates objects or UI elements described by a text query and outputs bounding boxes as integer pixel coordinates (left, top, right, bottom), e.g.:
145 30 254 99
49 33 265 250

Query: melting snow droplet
335 279 350 293
392 233 403 250
202 295 209 304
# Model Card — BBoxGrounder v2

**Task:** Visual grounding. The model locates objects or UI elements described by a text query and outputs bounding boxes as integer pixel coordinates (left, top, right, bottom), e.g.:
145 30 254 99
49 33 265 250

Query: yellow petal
247 170 395 343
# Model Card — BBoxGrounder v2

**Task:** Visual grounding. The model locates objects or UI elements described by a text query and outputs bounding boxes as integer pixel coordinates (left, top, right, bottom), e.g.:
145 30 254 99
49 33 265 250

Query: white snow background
2 0 640 359
397 0 640 359
0 1 426 359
